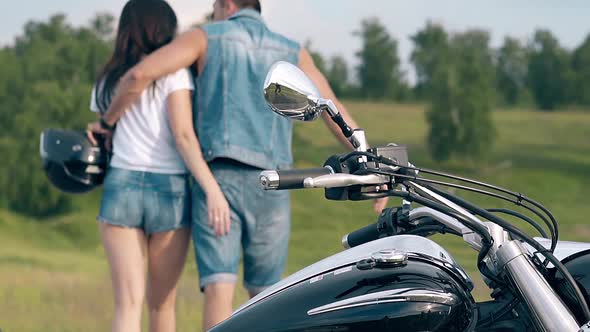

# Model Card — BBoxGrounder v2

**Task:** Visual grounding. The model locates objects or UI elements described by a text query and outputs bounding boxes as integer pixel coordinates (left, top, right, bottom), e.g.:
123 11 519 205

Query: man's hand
373 196 389 214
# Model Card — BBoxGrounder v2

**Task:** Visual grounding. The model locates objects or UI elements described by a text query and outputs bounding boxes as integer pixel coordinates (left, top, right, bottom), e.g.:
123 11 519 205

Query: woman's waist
103 165 189 193
109 153 187 175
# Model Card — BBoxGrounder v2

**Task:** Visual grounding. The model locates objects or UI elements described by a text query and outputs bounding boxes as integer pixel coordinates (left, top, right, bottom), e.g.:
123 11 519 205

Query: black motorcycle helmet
40 129 109 194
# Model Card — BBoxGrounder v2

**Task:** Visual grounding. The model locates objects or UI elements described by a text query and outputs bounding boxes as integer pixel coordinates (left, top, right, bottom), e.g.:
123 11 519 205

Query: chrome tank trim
234 235 470 315
307 288 458 316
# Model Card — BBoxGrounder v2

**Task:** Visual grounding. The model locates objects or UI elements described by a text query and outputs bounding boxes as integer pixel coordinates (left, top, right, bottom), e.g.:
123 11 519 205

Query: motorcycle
210 61 590 332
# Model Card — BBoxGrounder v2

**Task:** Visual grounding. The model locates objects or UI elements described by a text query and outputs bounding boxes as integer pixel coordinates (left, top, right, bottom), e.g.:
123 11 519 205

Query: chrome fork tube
496 241 579 332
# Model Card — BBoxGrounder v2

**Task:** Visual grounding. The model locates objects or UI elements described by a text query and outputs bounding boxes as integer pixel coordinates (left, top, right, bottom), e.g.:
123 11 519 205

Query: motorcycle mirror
263 61 324 121
263 61 360 148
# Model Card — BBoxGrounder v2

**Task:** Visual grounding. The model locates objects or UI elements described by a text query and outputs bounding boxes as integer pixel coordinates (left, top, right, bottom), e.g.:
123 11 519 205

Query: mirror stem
317 98 354 138
315 97 367 151
335 115 368 152
332 113 354 138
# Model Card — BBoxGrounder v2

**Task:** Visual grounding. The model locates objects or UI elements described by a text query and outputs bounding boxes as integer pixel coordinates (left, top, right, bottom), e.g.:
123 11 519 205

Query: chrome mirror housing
263 61 325 121
263 61 367 151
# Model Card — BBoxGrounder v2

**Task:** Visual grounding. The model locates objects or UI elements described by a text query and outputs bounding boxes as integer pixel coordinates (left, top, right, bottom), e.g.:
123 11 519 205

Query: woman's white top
90 69 194 174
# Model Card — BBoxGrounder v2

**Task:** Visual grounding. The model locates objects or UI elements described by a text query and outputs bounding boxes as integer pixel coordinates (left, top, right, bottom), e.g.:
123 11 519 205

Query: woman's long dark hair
95 0 178 113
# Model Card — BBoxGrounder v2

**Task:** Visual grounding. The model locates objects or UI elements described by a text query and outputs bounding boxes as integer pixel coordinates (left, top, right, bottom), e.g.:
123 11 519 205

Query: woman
89 1 229 331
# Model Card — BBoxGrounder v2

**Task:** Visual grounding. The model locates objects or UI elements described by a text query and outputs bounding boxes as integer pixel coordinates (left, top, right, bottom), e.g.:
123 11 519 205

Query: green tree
327 55 349 97
572 34 590 106
427 66 457 161
90 13 115 41
304 40 327 75
355 17 402 100
528 29 574 110
0 48 23 131
303 43 352 98
411 22 456 160
392 77 413 101
452 30 495 159
424 29 495 161
410 22 449 100
496 37 529 105
0 14 113 216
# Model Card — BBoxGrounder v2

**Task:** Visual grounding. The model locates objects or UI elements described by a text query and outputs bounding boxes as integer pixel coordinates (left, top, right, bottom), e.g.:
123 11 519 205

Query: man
89 0 388 330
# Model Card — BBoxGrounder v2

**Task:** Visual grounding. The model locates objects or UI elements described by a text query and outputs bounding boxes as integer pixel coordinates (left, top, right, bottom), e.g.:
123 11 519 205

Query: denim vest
194 9 300 170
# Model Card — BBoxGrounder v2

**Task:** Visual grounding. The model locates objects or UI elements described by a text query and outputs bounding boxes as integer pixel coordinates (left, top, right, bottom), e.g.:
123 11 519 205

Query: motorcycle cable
390 189 504 287
352 166 543 240
346 151 559 254
476 298 521 328
486 208 549 239
338 150 558 251
427 184 552 249
427 185 590 322
341 153 590 320
412 168 557 247
368 169 554 246
383 174 590 320
381 157 558 253
392 171 551 239
412 176 553 246
426 184 558 255
405 225 462 237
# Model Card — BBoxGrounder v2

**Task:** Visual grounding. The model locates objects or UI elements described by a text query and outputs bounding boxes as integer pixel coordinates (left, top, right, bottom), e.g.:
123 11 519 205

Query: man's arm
298 48 388 213
297 48 358 150
101 28 207 126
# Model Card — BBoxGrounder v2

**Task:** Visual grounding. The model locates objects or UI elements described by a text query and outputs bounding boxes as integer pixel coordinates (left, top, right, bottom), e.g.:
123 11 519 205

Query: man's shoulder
278 34 300 52
201 20 238 37
265 28 299 50
202 21 299 51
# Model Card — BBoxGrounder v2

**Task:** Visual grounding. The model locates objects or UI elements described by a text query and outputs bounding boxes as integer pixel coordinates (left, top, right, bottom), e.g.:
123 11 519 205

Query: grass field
1 102 589 331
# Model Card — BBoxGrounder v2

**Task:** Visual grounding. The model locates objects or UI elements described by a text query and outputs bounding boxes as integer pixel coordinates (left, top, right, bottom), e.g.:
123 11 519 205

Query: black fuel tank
211 236 476 332
552 249 590 324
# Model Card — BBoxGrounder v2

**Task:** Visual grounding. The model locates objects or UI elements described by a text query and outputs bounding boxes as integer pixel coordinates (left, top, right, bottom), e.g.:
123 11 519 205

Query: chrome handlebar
259 171 584 331
496 241 580 331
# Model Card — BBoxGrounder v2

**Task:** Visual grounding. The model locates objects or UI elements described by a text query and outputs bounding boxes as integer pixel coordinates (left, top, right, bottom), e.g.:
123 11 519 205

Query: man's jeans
191 159 291 294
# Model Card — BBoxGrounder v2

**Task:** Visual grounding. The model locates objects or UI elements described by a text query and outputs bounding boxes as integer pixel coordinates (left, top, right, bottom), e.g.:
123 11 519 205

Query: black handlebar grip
259 167 333 190
342 223 381 249
277 168 333 189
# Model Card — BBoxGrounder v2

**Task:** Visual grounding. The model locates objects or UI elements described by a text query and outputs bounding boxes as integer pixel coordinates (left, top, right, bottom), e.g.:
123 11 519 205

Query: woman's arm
87 88 113 148
167 89 230 236
87 28 208 138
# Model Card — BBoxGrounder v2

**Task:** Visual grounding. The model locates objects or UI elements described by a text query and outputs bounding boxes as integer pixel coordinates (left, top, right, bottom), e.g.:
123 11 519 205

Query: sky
1 0 589 82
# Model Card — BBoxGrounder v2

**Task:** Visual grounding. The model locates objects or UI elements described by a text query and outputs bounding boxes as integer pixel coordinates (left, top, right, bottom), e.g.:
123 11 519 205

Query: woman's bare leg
100 223 148 332
146 227 190 332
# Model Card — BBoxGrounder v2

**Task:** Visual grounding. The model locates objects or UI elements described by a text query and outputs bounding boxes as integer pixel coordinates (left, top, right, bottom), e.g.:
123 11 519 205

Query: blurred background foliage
2 14 590 216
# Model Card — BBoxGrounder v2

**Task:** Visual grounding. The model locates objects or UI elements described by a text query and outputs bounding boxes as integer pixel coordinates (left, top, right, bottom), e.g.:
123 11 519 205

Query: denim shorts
98 167 191 235
192 159 290 294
